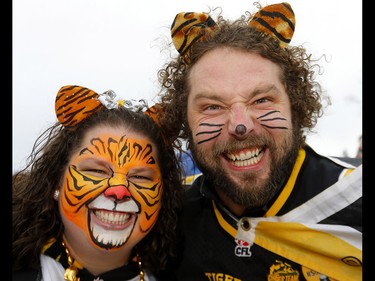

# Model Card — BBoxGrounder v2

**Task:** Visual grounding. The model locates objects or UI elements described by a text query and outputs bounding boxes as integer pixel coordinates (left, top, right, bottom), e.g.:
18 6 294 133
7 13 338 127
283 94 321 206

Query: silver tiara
98 90 148 112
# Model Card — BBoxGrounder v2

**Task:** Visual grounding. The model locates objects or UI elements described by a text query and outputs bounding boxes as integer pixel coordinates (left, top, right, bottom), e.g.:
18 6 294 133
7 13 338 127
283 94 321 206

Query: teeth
95 210 130 225
226 148 263 167
227 148 260 161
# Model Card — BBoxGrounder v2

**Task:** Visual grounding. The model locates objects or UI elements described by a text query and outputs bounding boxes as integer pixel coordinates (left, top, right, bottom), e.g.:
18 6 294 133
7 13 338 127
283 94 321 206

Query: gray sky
13 0 362 172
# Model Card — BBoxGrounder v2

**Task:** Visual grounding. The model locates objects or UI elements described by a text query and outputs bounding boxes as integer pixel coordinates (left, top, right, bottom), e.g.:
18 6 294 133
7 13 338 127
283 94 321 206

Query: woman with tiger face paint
156 2 362 281
12 86 183 281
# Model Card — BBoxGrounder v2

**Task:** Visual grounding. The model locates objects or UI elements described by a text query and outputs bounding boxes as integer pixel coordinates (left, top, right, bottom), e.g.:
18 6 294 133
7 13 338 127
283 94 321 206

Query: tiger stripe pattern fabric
248 2 295 48
171 12 217 64
170 2 296 63
55 85 103 127
55 85 162 130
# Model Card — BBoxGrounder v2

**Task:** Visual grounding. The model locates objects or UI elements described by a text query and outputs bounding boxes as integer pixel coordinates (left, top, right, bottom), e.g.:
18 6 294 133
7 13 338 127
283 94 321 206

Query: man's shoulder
305 145 362 168
332 156 362 167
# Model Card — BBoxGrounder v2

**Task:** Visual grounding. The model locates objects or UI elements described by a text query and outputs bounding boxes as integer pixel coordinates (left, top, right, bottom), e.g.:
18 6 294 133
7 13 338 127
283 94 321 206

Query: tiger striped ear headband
55 85 160 127
171 2 295 63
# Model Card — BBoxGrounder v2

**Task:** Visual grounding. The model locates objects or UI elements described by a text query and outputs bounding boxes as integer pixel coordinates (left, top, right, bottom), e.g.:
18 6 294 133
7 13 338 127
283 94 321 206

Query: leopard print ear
55 85 103 127
248 2 295 48
171 12 217 64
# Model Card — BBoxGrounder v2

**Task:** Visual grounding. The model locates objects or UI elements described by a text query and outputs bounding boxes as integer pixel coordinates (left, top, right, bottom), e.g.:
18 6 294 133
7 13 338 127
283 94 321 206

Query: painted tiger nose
104 185 131 200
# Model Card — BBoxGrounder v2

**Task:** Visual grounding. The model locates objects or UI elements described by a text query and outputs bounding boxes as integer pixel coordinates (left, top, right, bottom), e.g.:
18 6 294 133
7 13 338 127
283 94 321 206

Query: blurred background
13 0 362 173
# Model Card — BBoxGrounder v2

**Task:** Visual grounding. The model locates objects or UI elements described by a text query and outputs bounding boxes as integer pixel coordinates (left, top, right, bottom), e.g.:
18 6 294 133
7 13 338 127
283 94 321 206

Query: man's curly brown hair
157 15 329 151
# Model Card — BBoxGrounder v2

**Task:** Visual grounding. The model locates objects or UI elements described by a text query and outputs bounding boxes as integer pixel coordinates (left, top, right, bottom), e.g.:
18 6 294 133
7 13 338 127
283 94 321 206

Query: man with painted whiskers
156 2 362 281
12 85 183 281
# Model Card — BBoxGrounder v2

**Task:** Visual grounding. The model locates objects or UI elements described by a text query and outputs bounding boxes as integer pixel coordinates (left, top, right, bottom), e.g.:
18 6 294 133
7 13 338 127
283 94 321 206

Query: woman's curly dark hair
157 14 329 150
12 107 183 275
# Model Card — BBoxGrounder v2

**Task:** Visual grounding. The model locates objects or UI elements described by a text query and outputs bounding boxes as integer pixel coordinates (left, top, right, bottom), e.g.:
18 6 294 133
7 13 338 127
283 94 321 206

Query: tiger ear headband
171 2 295 64
55 85 160 127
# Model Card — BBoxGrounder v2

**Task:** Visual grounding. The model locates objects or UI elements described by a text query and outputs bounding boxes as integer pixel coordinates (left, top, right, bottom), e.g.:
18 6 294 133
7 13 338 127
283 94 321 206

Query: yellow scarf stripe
236 166 362 280
213 201 237 237
254 221 362 281
265 148 305 216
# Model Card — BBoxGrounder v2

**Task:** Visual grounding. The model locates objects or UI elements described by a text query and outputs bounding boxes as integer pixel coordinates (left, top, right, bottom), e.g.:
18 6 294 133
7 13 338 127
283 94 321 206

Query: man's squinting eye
254 97 270 104
204 104 222 111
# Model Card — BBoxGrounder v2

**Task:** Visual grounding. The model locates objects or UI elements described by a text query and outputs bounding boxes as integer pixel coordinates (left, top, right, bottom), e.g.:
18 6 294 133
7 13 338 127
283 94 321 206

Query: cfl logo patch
235 239 252 257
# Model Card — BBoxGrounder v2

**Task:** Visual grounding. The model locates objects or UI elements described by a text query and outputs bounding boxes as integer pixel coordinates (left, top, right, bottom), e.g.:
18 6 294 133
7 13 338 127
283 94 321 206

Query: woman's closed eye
75 158 114 177
83 168 113 177
128 175 150 180
127 169 156 183
86 169 108 174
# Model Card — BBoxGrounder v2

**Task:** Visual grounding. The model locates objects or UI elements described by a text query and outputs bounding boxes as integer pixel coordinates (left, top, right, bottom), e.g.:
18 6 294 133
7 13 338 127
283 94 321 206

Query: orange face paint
60 131 162 249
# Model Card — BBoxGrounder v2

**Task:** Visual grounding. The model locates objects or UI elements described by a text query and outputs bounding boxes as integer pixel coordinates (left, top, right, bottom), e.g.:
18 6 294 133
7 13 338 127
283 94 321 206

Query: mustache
210 135 273 156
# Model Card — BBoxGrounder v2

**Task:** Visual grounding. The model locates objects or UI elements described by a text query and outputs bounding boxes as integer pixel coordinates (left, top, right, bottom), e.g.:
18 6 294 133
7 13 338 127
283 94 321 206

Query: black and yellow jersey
166 146 362 281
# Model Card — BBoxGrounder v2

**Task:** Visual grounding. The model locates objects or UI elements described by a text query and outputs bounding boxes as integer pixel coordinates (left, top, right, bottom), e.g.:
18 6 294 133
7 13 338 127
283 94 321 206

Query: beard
188 128 300 210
